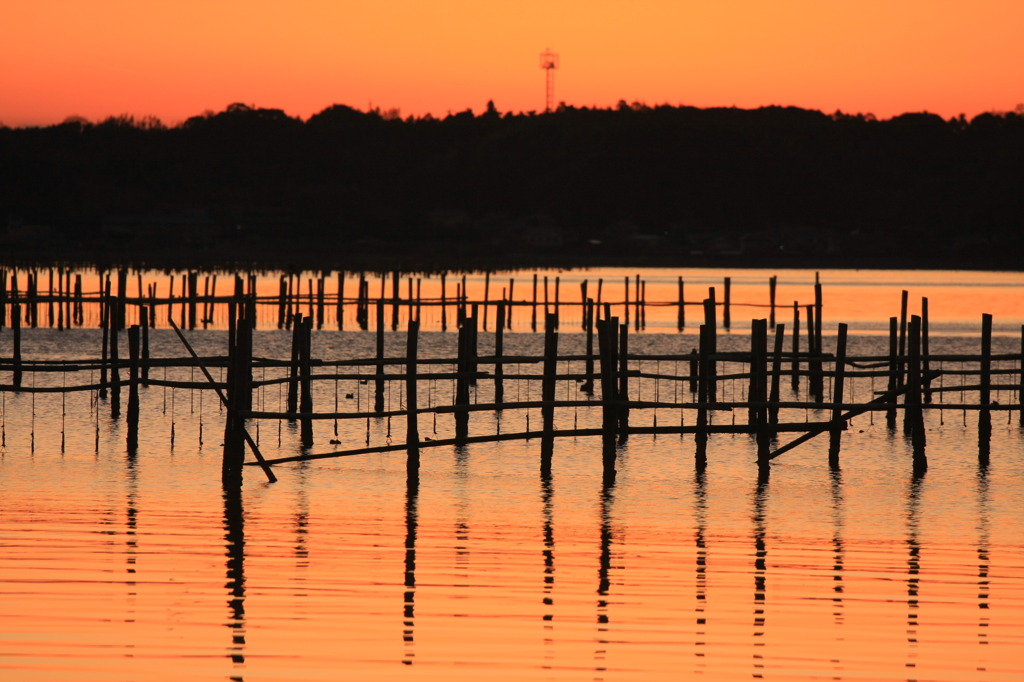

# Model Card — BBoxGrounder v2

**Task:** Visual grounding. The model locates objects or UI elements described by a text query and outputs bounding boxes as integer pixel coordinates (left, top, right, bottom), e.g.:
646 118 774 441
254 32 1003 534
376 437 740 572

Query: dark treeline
2 101 1022 270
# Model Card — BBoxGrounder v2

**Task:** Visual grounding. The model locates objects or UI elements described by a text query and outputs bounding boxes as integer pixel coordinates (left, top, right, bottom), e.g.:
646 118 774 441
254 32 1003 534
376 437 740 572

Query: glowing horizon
2 1 1022 128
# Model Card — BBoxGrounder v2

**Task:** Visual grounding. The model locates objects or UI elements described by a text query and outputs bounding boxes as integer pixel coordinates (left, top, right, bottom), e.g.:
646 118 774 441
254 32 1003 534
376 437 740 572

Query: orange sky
2 0 1022 127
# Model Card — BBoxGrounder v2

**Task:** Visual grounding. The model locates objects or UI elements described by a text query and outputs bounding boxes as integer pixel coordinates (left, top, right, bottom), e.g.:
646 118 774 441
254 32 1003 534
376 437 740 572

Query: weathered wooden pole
618 322 630 438
507 278 515 330
391 270 400 331
751 319 770 466
99 285 109 399
769 323 784 426
109 293 121 419
10 303 21 388
979 313 992 465
597 317 619 477
677 276 685 330
582 298 595 394
287 313 301 414
898 290 908 390
723 277 731 330
908 315 927 470
886 316 898 428
406 319 420 463
703 292 718 402
541 313 558 463
921 297 932 404
580 280 588 331
531 273 538 332
187 271 198 330
299 317 314 448
769 276 777 328
695 322 710 469
791 302 800 392
454 315 472 445
336 272 345 330
494 302 506 407
140 304 150 384
127 325 141 454
828 323 848 468
483 271 490 331
375 302 386 414
807 303 824 403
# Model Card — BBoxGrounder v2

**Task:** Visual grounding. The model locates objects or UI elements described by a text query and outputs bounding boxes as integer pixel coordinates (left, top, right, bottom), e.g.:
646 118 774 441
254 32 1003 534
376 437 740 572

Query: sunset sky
2 0 1021 127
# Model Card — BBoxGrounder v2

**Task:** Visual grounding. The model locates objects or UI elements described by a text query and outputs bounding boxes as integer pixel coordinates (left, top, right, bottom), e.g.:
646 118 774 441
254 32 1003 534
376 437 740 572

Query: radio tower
540 49 559 113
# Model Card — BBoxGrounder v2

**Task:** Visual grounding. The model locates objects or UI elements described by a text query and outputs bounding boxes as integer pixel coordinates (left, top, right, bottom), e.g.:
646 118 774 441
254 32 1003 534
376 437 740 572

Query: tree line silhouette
1 101 1022 269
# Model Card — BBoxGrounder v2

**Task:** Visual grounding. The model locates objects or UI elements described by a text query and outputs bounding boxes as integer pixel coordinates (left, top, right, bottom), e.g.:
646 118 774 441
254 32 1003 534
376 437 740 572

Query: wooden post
336 272 344 330
623 276 630 327
541 313 558 463
751 319 770 466
507 278 514 330
580 280 588 331
695 322 710 468
455 316 472 444
908 316 927 470
483 271 490 331
597 317 619 476
677 276 685 331
922 297 931 404
28 272 37 328
582 298 595 394
188 271 198 330
313 274 322 329
886 316 898 428
299 317 314 448
703 292 718 402
828 323 848 468
406 319 420 460
554 276 560 329
127 325 140 454
222 314 248 484
618 322 629 438
769 323 784 426
201 274 211 328
375 302 386 414
723 277 731 330
791 303 800 392
898 290 908 390
140 304 150 384
494 302 506 407
807 303 823 403
979 313 992 465
531 273 538 332
769 276 777 328
0 268 6 329
440 272 447 332
109 294 121 419
10 303 21 388
99 285 109 398
74 274 83 326
391 270 400 331
288 312 301 414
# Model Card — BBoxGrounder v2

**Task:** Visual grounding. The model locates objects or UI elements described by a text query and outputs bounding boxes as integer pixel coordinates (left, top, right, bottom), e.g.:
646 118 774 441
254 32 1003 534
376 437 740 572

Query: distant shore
1 238 1017 273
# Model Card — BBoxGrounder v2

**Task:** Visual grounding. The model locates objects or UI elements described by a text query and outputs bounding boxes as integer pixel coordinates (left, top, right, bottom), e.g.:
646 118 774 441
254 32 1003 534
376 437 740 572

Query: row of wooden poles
5 281 1019 487
0 266 795 333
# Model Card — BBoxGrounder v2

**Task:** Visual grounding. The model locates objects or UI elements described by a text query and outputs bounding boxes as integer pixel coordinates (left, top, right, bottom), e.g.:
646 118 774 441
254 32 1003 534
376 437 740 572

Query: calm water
1 268 1022 680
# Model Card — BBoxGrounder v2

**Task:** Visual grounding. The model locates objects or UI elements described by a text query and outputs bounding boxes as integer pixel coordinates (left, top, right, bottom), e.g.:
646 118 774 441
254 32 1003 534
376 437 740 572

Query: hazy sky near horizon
2 0 1021 127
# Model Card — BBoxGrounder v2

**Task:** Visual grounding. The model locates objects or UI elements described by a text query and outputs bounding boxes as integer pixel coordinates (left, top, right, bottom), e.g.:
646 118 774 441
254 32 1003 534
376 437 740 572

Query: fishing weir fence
1 269 1021 485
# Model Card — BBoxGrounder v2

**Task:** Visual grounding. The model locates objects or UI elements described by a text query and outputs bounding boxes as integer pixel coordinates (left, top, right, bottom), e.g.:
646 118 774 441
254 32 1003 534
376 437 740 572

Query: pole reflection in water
540 469 555 667
829 467 847 677
976 463 990 666
594 475 616 679
693 468 709 675
751 467 769 679
402 455 419 665
905 470 925 675
223 482 246 677
125 455 139 654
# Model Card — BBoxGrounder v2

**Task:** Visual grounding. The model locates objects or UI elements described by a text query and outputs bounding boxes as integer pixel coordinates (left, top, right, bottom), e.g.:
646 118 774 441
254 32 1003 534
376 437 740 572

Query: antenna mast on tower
539 49 559 113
